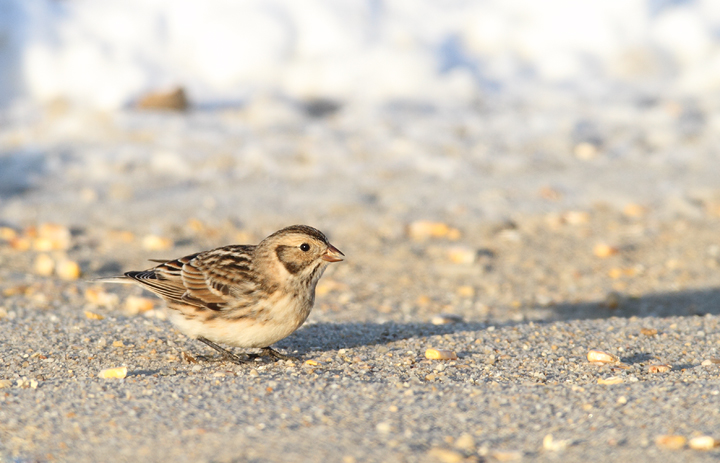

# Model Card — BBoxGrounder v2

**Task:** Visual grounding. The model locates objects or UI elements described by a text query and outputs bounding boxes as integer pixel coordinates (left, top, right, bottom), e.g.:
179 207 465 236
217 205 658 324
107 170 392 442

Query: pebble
543 434 570 451
688 436 717 450
701 359 720 366
454 433 475 451
648 364 672 373
136 87 188 111
124 296 155 315
84 311 105 320
427 448 464 463
640 328 658 336
562 210 590 225
431 314 464 325
593 243 619 258
604 292 621 309
425 349 458 360
141 235 173 251
490 450 523 461
407 221 460 241
655 435 686 450
98 367 128 379
33 253 55 276
597 376 623 385
447 246 476 264
587 350 618 363
34 223 72 251
84 288 119 308
0 380 12 388
574 142 598 160
456 286 475 297
56 259 81 280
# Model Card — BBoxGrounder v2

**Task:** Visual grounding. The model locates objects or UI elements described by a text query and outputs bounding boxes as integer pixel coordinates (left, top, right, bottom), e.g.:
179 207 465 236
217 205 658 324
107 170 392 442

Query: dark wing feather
125 253 199 304
126 245 259 312
180 245 258 310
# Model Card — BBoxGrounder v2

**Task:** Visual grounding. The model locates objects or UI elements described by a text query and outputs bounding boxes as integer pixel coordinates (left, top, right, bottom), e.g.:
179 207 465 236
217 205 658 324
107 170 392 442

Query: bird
97 225 344 364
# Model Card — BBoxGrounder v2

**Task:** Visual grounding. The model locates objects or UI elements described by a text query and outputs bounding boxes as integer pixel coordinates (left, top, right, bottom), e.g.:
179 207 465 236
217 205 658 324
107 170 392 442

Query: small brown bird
99 225 344 363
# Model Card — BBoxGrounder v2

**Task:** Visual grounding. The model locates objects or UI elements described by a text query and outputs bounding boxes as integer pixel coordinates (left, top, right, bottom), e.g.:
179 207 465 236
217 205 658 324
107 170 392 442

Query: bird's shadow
274 321 488 355
273 287 720 356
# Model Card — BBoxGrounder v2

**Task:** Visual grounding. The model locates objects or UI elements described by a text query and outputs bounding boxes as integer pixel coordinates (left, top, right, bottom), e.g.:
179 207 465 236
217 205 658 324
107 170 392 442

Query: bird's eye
300 243 310 252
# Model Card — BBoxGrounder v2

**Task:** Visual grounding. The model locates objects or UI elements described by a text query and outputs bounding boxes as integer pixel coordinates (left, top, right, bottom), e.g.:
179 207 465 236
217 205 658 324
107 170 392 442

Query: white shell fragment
425 349 458 360
98 366 128 379
689 436 718 450
587 350 618 363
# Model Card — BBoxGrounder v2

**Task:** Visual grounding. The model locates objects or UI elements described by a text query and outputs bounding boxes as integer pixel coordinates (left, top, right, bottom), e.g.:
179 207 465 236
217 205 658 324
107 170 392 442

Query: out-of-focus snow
2 0 720 109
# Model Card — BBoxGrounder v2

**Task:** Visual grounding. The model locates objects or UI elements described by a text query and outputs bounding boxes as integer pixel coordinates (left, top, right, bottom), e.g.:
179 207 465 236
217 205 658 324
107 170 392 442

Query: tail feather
88 276 135 284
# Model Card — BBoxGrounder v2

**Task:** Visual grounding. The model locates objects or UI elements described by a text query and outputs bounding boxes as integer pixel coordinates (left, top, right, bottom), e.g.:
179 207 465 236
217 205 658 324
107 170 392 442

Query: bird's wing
179 245 259 311
124 252 201 304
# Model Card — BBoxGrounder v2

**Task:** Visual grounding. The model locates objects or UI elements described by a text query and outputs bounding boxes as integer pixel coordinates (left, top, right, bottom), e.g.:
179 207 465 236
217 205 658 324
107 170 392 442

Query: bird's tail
88 275 135 284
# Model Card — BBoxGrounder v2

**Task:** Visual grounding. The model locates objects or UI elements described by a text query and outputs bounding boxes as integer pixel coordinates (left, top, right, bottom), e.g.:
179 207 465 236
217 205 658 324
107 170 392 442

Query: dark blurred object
302 98 341 118
136 87 189 111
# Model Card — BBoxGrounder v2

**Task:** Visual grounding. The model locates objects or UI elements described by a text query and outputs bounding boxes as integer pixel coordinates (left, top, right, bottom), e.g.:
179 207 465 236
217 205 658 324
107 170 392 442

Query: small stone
142 234 173 251
587 350 619 363
543 434 569 451
604 292 621 309
597 376 623 385
574 142 598 160
455 433 475 451
648 364 671 373
623 203 647 218
490 450 523 461
98 366 127 379
425 349 458 360
640 328 658 336
689 436 717 450
9 236 31 251
593 243 618 258
427 448 463 463
124 296 155 315
33 254 55 276
457 286 475 297
655 435 686 450
407 221 459 241
34 223 71 250
56 259 81 280
0 380 12 388
84 287 119 308
248 369 259 377
0 227 17 241
447 246 476 264
84 311 105 320
304 359 320 366
562 211 590 225
431 314 464 325
376 422 392 434
702 359 720 366
112 340 125 348
181 351 197 364
137 87 189 111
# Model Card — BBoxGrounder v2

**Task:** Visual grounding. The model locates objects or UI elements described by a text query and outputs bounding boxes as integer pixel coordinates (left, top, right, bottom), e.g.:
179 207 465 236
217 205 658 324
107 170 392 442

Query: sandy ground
1 97 720 462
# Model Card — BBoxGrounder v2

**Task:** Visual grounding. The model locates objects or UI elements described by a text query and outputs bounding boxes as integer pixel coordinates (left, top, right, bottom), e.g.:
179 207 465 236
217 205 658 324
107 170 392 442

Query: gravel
1 97 720 462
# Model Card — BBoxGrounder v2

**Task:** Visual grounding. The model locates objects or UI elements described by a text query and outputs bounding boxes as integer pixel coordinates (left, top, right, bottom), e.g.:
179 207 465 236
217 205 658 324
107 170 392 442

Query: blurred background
3 0 720 109
1 0 720 324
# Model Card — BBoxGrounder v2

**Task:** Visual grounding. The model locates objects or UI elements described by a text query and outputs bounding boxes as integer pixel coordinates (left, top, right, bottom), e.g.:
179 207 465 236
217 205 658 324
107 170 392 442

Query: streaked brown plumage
99 225 344 363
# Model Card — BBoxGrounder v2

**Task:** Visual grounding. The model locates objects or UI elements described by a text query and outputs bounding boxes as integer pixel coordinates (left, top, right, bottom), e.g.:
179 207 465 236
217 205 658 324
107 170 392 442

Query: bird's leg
260 346 295 361
196 336 249 364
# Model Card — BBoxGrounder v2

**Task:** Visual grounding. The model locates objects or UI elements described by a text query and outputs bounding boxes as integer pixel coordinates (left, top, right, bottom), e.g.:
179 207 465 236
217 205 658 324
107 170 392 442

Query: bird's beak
322 244 345 262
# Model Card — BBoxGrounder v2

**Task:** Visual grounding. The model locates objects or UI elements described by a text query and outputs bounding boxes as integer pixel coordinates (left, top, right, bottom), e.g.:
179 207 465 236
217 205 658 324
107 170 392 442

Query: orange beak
322 244 344 262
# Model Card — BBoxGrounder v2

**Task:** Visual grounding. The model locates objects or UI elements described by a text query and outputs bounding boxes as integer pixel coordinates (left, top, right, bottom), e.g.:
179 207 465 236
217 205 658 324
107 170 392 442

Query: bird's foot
196 336 251 364
259 347 296 361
